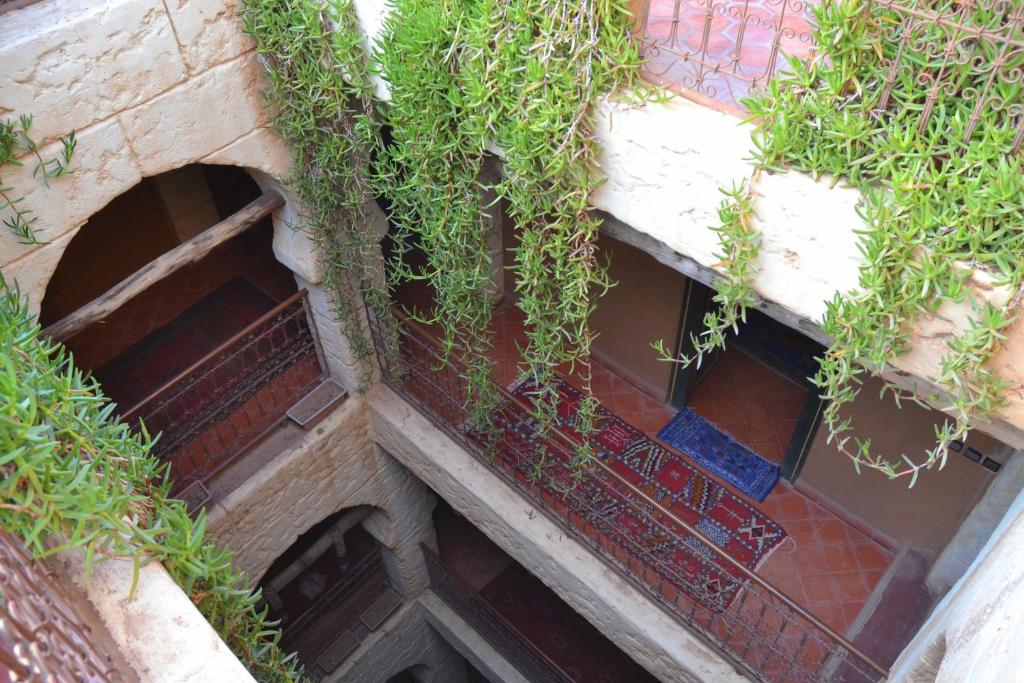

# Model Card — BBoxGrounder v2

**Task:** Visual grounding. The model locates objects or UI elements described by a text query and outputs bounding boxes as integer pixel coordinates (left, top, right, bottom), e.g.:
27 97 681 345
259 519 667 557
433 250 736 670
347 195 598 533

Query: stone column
889 481 1024 682
926 447 1024 596
361 446 439 598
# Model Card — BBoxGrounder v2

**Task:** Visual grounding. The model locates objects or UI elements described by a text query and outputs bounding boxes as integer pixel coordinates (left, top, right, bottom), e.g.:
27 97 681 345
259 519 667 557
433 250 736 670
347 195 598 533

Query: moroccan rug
481 562 657 682
94 277 277 409
497 379 787 612
657 409 780 502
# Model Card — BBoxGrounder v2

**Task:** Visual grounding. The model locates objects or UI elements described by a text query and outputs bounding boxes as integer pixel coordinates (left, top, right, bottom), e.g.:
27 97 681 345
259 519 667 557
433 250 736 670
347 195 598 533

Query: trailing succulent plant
0 278 304 682
374 0 644 470
0 115 76 246
241 0 387 392
667 0 1024 485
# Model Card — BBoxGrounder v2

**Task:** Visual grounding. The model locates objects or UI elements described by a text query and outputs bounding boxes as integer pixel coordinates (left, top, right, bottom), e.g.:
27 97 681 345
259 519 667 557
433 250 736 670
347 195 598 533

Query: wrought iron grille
631 0 820 110
121 290 326 508
869 0 1024 153
0 532 127 683
367 308 888 683
422 545 574 683
276 548 400 679
632 0 1024 150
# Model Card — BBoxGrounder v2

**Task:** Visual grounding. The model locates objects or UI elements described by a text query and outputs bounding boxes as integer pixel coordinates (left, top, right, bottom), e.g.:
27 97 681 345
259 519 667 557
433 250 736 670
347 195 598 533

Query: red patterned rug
498 379 788 612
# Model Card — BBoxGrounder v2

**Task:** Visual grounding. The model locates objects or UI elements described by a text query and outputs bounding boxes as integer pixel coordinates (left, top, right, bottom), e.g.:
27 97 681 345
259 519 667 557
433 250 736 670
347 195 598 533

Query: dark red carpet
481 563 656 682
500 379 787 611
93 277 277 409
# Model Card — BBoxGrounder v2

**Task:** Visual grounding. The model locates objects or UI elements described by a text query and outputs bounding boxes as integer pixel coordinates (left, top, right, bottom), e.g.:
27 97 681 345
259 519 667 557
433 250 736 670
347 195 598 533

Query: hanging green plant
485 0 644 466
374 0 645 471
241 0 387 392
0 279 303 682
1 115 76 245
670 0 1024 485
374 0 500 430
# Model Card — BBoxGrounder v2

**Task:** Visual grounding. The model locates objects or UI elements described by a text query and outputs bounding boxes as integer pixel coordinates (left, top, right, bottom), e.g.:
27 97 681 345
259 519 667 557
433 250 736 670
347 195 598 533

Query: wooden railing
368 307 888 683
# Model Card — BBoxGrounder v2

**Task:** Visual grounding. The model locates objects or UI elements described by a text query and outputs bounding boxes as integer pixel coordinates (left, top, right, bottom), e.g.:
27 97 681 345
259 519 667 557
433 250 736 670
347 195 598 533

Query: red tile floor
56 223 318 505
401 287 895 637
435 503 657 683
639 0 819 111
62 222 296 374
688 348 805 464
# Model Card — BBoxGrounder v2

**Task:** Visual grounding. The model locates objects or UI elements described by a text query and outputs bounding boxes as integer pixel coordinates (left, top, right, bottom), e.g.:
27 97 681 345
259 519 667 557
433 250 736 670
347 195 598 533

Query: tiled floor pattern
63 223 295 373
640 0 819 110
399 288 895 637
688 347 806 464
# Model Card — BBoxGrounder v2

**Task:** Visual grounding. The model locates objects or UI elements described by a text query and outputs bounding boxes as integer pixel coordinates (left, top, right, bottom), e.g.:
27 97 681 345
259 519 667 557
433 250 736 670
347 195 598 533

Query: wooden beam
43 191 285 341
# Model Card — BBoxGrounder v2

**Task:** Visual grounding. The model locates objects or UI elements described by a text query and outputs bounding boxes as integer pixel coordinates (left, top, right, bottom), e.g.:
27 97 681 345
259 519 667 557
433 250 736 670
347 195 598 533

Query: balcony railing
121 290 326 510
422 545 575 683
0 531 127 682
279 548 402 678
367 308 888 683
632 0 1024 149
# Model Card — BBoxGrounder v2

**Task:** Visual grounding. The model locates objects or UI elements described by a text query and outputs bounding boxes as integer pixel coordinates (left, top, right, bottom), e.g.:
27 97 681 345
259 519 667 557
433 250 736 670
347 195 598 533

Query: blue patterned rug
657 409 780 502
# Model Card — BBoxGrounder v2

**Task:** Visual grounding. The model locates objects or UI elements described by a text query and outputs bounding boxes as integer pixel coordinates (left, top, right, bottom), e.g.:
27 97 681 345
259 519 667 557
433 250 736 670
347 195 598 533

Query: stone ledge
54 549 253 683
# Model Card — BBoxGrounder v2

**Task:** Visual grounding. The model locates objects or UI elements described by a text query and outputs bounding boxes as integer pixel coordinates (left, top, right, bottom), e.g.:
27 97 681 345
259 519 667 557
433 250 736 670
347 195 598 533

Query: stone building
2 0 1023 681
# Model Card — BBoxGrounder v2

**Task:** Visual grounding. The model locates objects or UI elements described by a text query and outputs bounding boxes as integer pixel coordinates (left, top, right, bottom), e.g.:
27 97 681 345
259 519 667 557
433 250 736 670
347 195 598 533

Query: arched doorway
42 164 328 510
257 507 402 678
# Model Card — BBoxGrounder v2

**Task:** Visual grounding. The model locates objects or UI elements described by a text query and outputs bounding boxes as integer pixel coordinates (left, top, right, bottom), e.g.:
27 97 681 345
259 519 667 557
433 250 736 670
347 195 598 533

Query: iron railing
0 532 127 683
367 308 888 683
422 545 575 683
632 0 1024 149
631 0 820 110
121 290 326 509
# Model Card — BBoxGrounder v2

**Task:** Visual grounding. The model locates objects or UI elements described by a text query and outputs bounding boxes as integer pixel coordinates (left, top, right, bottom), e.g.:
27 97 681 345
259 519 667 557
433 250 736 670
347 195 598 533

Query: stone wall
325 602 470 683
0 0 312 313
889 481 1024 682
205 396 436 595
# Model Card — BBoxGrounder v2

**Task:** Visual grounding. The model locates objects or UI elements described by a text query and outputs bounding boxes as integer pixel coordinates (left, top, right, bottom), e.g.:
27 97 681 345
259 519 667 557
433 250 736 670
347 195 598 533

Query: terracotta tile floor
399 289 895 637
688 348 806 464
63 223 296 373
640 0 819 111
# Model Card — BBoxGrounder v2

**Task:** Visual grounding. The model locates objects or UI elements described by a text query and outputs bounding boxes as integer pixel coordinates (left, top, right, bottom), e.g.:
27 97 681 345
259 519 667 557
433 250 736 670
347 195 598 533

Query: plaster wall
368 385 744 683
800 375 1001 557
888 479 1024 683
205 395 435 595
55 548 254 683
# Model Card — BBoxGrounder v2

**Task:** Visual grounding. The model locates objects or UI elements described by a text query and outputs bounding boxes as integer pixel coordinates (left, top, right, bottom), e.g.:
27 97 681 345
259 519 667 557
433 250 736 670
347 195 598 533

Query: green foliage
0 115 76 245
240 0 386 392
376 0 644 463
375 0 500 429
0 280 303 681
690 0 1024 483
654 180 761 370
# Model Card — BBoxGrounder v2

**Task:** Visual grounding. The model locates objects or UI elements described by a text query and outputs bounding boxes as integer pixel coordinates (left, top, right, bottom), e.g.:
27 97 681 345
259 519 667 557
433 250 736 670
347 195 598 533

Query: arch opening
256 506 400 677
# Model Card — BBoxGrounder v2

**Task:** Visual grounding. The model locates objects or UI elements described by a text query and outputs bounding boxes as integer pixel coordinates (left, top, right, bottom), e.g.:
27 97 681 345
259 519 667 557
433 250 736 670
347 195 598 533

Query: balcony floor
400 287 895 638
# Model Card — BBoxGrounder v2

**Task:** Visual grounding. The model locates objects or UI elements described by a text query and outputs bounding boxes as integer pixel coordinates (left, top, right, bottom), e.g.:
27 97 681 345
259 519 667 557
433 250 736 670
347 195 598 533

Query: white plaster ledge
55 550 254 683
